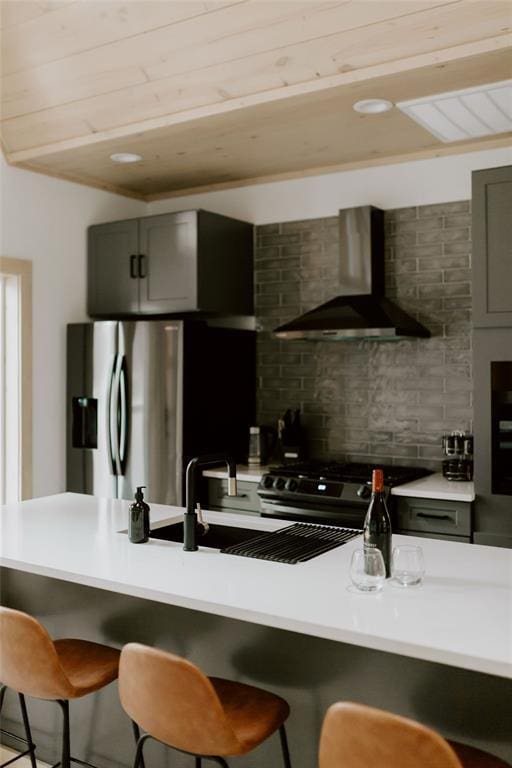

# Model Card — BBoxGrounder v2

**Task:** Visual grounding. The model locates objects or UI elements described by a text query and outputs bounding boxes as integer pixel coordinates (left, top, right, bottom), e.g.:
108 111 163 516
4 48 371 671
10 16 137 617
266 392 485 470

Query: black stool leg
0 686 37 768
132 734 151 768
57 700 71 768
131 722 146 768
195 759 202 768
18 694 37 768
279 724 292 768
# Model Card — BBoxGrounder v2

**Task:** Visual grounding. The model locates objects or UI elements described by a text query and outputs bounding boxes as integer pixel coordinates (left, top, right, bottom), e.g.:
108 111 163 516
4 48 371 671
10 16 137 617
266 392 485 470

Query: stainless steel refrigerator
67 320 255 504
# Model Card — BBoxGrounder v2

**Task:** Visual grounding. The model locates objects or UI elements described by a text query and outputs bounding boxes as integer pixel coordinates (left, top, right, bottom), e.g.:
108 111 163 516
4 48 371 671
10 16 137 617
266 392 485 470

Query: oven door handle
259 499 365 527
259 497 367 510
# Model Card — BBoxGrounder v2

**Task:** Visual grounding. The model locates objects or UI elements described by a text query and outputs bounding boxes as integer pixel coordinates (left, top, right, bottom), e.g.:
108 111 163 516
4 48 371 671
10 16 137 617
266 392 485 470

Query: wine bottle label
363 487 392 577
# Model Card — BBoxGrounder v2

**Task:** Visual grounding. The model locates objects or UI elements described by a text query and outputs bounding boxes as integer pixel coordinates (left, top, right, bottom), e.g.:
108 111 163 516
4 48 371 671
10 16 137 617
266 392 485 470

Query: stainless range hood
274 206 430 342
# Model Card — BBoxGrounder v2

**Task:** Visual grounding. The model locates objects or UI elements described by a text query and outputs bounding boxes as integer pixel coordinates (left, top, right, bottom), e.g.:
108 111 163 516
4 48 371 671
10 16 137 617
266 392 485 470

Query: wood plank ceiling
1 0 511 200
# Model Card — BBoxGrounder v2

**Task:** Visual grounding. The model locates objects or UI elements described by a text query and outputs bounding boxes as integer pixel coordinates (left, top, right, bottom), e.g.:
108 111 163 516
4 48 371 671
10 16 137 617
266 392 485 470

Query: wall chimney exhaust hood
274 206 430 342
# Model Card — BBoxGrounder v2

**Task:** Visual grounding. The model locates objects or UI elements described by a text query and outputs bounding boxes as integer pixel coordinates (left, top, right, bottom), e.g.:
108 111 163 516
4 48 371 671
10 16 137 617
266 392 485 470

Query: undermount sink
149 521 262 550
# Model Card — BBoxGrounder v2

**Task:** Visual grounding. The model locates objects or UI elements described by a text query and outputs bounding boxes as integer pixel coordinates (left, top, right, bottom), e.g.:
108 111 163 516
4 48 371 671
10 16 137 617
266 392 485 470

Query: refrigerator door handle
109 355 123 476
118 356 128 475
108 354 118 475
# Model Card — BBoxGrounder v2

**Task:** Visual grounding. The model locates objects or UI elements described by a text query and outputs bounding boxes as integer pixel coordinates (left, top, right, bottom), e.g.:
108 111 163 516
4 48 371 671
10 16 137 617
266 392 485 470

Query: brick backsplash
255 201 472 470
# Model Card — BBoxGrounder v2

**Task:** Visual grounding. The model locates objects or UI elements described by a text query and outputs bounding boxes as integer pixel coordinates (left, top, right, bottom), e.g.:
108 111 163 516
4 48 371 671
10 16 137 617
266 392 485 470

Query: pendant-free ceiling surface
1 0 511 199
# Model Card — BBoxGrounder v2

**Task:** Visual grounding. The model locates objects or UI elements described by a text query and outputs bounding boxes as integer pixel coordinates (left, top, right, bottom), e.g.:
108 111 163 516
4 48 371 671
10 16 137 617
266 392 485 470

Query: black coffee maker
442 431 473 481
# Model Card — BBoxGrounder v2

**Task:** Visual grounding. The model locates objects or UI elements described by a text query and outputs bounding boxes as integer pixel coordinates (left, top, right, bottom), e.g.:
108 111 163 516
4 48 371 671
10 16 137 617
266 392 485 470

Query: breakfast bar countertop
1 493 510 679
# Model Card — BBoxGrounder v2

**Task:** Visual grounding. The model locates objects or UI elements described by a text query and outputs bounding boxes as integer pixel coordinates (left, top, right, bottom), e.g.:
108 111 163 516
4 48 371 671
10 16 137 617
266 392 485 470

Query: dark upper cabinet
472 165 512 328
87 210 253 318
138 211 197 314
88 219 139 316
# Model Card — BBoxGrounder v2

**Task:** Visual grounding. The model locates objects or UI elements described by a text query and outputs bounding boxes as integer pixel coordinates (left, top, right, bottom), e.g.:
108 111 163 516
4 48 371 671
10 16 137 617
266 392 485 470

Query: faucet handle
196 503 210 534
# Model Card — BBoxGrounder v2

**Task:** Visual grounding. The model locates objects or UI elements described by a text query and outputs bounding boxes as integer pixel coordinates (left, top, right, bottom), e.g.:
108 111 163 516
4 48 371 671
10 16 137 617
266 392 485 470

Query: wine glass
350 549 386 592
392 545 425 587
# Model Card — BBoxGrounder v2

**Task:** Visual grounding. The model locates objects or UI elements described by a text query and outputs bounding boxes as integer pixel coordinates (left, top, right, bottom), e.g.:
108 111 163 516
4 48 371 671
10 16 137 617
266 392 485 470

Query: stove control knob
357 484 371 500
274 477 286 490
262 475 274 489
286 478 298 492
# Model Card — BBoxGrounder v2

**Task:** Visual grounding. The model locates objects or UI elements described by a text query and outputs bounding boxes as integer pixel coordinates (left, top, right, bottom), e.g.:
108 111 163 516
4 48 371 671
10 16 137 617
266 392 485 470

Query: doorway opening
0 257 32 504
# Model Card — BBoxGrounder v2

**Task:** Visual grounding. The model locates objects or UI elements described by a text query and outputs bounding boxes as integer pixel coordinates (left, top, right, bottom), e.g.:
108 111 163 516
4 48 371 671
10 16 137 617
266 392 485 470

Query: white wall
148 146 512 223
0 156 145 498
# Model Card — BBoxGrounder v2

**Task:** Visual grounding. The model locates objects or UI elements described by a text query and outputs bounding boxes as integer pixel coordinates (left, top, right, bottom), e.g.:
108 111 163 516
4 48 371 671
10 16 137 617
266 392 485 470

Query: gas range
257 461 432 528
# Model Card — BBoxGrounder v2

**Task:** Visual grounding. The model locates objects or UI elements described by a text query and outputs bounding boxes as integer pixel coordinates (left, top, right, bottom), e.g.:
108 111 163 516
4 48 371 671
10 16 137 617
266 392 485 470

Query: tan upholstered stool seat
450 740 511 768
0 607 121 768
209 676 290 754
119 642 292 766
0 608 120 701
319 702 511 768
53 640 120 698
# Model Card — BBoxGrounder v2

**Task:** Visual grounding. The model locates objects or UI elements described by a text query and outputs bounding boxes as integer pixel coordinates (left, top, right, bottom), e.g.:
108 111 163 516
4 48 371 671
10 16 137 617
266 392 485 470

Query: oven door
259 497 366 529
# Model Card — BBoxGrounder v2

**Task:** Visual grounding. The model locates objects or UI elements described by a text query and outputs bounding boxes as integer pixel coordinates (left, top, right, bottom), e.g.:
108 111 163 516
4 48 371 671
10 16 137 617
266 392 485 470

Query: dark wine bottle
363 469 392 578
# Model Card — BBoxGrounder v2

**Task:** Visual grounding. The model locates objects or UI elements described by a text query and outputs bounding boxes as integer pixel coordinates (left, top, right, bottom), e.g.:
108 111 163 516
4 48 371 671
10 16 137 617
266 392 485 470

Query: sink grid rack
221 522 361 564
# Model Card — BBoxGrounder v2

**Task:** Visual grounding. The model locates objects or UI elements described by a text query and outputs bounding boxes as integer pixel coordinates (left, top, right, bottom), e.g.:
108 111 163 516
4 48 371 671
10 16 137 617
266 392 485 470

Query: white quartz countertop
1 493 510 678
203 465 269 482
391 472 475 502
204 468 475 502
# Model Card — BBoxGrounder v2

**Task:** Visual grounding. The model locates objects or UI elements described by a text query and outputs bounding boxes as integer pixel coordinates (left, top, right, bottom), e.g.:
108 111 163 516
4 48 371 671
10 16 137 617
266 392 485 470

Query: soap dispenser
129 486 150 543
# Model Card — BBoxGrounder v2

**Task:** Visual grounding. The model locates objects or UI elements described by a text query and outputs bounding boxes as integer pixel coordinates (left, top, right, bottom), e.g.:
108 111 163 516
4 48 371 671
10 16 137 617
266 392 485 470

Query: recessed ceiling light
353 99 394 114
110 152 143 163
396 79 512 143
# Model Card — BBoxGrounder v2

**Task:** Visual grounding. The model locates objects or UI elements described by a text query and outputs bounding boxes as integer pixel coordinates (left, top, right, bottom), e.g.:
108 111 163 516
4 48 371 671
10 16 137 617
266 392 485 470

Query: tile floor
0 745 49 767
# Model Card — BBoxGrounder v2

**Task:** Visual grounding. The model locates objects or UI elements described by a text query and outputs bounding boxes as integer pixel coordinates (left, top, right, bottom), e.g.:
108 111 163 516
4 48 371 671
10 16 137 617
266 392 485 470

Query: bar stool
0 607 121 768
118 642 292 767
318 702 511 768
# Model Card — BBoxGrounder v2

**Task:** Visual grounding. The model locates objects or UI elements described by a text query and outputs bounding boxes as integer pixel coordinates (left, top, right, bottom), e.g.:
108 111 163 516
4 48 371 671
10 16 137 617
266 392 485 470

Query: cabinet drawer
207 479 261 515
395 497 471 536
402 531 471 544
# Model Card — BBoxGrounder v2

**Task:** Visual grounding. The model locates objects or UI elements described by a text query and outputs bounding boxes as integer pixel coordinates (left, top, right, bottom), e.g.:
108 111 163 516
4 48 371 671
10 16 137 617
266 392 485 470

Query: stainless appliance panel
117 321 183 505
68 320 255 505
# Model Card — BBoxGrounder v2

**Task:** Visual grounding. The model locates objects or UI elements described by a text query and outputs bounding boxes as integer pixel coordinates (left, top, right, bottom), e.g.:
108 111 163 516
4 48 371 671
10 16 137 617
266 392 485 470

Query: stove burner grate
268 461 431 486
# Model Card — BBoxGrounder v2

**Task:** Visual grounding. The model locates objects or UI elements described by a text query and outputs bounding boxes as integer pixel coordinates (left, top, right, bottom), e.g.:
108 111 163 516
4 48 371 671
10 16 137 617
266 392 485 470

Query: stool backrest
119 643 242 756
0 607 75 700
319 702 463 768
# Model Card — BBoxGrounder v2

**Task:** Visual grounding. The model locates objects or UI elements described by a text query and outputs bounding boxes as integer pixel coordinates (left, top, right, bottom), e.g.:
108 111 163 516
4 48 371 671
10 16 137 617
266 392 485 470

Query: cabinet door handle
130 254 138 278
138 254 146 278
416 513 451 520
